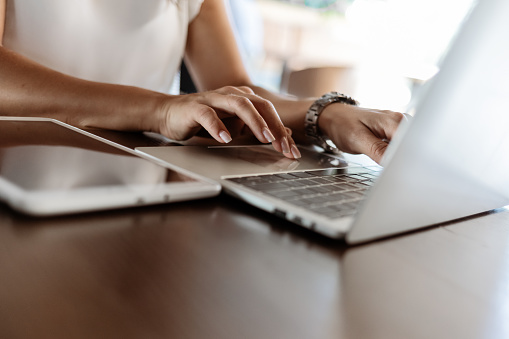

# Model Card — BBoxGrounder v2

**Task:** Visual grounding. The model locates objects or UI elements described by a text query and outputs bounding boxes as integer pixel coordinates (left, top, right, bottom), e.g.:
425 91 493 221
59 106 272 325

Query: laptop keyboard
225 167 381 219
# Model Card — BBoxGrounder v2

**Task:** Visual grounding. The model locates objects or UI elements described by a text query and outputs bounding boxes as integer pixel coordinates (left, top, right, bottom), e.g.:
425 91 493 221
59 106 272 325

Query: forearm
0 46 164 132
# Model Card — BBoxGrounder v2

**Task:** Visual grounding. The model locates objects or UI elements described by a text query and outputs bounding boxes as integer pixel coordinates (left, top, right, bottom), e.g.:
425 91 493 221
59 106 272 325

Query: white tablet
0 117 221 216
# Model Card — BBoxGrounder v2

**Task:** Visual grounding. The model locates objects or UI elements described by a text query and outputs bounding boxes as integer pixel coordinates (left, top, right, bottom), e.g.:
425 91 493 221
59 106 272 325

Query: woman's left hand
318 103 407 164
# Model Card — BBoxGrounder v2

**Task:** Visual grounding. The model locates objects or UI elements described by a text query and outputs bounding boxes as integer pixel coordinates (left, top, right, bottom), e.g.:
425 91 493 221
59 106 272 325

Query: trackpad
208 145 349 170
136 145 357 180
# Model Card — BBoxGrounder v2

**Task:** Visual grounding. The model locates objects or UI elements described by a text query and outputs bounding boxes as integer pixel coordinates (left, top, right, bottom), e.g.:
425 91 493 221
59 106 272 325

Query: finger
215 85 255 96
354 129 390 164
199 87 299 158
234 86 256 95
280 128 301 159
197 91 282 146
360 110 405 141
216 87 288 143
221 116 247 137
191 104 233 144
236 93 301 158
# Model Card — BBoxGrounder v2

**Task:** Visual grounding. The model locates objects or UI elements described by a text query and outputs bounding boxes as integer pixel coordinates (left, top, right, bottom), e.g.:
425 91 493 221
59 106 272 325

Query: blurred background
225 0 475 112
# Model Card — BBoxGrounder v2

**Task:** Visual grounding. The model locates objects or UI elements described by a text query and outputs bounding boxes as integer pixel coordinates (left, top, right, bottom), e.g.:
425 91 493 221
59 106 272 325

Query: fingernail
219 131 232 143
280 137 290 154
291 145 301 159
262 128 276 143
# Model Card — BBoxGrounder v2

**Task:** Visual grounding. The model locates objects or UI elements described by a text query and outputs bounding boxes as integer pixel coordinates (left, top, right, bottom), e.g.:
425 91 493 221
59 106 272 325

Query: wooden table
1 131 509 339
1 196 509 339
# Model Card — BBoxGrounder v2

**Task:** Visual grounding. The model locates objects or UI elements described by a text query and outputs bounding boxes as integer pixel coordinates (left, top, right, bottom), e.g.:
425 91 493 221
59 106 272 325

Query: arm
185 0 299 157
252 86 405 164
0 0 295 158
186 0 404 163
0 46 163 133
0 1 166 134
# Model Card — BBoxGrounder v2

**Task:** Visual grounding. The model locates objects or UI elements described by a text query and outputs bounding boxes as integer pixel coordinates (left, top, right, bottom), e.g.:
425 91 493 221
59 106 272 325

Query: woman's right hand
156 86 301 159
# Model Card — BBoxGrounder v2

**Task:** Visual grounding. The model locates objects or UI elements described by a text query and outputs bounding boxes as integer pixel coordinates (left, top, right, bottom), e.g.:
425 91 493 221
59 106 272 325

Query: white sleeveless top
3 0 204 94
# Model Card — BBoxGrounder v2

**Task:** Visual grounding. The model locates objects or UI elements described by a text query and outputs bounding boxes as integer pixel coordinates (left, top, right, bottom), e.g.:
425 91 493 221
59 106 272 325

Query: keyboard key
274 173 298 180
350 182 368 189
291 172 315 178
329 176 348 183
266 190 300 199
250 182 293 191
310 178 330 185
306 169 348 176
328 192 351 201
308 186 332 194
308 195 331 204
344 191 364 199
291 188 319 196
341 176 361 183
331 184 348 192
296 179 317 186
342 183 359 190
345 174 371 181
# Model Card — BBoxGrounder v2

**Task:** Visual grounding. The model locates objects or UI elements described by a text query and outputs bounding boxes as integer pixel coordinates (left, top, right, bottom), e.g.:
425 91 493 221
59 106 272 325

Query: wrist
279 99 315 140
317 101 352 138
149 92 175 135
304 91 358 154
109 87 169 135
69 82 167 134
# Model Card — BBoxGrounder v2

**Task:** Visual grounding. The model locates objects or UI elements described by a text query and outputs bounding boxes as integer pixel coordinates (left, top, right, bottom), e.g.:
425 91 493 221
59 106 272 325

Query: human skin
0 0 404 163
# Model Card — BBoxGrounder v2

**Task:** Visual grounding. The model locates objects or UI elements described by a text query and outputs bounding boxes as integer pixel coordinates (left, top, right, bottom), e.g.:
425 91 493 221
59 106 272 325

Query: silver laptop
138 0 509 244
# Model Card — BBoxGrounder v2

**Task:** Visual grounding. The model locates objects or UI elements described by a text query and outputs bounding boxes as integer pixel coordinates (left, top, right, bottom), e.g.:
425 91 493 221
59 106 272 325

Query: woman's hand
156 86 301 159
318 103 407 164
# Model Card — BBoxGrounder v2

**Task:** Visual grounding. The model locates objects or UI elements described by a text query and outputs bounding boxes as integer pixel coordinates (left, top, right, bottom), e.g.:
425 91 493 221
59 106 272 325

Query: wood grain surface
1 194 508 339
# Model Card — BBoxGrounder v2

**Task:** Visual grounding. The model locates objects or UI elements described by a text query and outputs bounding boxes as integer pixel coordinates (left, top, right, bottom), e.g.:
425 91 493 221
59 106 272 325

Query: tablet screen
0 119 219 215
0 120 196 190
